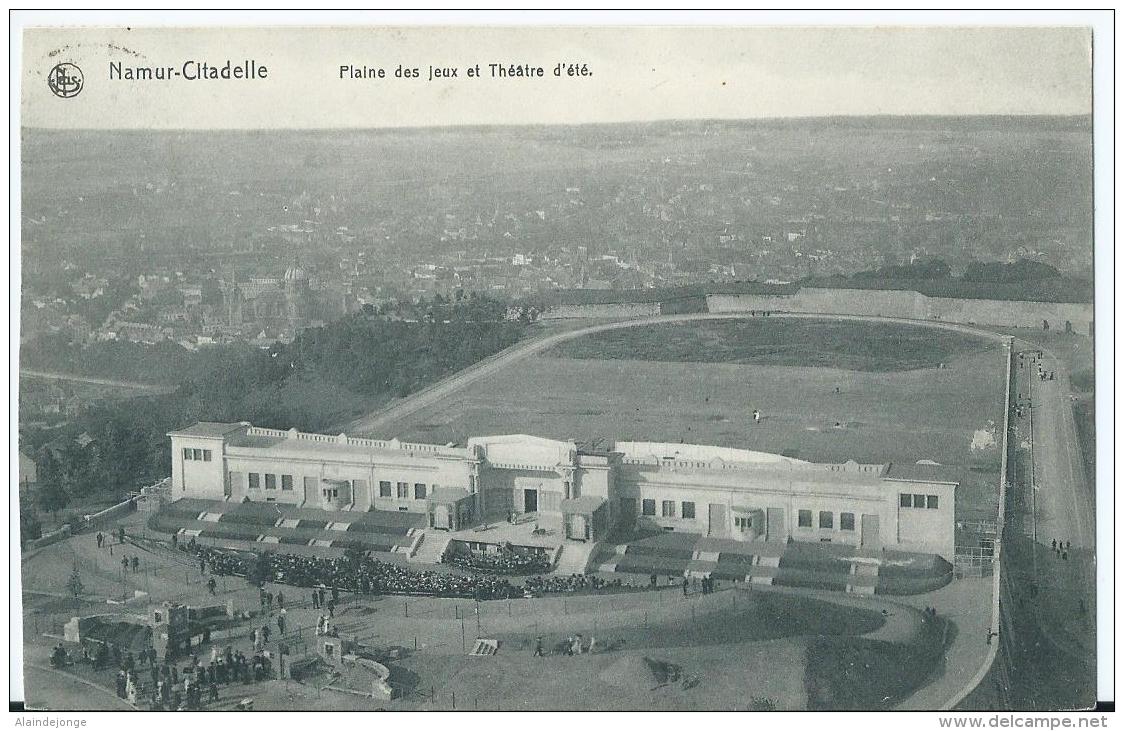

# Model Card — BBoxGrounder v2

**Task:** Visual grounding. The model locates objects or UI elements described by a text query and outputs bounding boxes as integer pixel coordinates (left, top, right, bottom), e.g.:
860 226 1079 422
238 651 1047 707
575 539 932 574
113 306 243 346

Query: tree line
21 296 526 530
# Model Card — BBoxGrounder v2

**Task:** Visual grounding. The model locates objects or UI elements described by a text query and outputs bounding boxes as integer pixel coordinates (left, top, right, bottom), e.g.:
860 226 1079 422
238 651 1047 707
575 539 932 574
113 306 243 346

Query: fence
946 337 1014 709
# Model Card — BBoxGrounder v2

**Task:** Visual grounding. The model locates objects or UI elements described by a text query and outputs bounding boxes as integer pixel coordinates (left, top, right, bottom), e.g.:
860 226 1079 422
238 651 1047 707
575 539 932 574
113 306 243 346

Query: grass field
551 319 992 372
377 318 1006 520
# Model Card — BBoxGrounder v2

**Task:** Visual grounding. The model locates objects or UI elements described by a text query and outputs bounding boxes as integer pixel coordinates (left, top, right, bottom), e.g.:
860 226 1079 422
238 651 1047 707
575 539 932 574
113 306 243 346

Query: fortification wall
705 294 798 312
708 289 1092 335
541 302 661 320
927 297 1093 334
792 288 929 318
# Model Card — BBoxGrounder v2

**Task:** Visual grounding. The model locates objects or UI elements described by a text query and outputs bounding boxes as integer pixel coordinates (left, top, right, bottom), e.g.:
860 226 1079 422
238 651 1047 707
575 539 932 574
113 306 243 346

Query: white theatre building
169 422 959 560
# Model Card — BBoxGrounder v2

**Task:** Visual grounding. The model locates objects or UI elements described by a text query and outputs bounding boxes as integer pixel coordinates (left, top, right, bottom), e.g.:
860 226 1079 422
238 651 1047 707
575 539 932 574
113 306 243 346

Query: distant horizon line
21 112 1093 134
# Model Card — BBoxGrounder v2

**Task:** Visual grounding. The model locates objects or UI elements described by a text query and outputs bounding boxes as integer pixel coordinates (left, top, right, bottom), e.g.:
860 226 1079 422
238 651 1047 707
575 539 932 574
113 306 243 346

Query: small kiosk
426 487 476 531
560 496 609 542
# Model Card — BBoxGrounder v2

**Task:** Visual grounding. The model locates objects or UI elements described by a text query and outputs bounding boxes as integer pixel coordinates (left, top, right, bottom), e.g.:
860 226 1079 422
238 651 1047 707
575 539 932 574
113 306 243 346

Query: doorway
523 488 538 513
860 514 881 551
708 503 726 536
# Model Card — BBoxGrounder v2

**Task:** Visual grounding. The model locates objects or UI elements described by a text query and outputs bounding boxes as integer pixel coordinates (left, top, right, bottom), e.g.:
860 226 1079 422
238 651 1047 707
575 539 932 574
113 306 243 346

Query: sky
20 25 1092 129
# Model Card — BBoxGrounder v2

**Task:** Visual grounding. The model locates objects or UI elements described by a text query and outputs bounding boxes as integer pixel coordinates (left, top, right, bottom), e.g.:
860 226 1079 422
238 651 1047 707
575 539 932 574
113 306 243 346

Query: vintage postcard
11 14 1111 719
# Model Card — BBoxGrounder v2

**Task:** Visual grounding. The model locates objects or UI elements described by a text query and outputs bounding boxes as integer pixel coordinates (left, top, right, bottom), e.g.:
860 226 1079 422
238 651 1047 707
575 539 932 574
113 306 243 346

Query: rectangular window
913 494 926 508
202 450 212 462
281 475 293 491
661 500 675 518
798 509 812 528
183 448 193 460
819 511 833 529
265 474 277 490
735 516 752 531
414 483 427 500
642 499 656 516
192 448 203 461
681 501 696 519
840 512 855 531
927 495 939 510
248 473 260 490
900 493 911 508
379 481 392 498
397 482 409 499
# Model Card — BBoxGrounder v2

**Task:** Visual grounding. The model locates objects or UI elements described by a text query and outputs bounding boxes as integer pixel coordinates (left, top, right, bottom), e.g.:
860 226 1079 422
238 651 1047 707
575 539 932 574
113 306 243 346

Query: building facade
169 422 958 560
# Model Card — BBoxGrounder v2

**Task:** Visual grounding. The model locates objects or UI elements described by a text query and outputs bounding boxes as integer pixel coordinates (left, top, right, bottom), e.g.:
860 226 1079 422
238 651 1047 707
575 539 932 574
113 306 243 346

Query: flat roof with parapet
166 421 249 439
169 422 472 462
881 462 962 486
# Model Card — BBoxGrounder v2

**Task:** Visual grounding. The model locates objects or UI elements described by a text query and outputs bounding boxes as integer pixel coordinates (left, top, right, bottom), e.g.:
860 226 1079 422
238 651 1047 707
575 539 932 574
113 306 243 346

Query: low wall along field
539 287 1100 335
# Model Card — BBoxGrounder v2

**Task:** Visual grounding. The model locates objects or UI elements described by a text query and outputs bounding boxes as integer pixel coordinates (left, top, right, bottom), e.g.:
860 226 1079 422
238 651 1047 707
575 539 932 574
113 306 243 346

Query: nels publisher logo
47 62 83 98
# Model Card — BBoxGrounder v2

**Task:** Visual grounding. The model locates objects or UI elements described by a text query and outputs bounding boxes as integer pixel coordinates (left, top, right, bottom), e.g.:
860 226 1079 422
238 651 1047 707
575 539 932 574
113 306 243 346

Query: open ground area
380 317 1007 520
23 521 953 711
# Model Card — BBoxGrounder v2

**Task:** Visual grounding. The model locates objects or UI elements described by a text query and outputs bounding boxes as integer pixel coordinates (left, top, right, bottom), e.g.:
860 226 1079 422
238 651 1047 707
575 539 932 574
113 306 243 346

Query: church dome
284 266 308 282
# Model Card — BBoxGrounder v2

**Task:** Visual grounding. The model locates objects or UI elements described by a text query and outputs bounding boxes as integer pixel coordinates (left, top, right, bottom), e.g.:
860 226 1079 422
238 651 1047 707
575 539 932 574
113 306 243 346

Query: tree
35 449 70 519
19 502 42 541
249 551 273 586
67 562 85 614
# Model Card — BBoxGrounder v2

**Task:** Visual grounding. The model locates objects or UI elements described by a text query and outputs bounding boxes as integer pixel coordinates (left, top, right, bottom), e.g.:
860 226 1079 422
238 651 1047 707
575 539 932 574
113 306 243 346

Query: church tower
283 265 311 328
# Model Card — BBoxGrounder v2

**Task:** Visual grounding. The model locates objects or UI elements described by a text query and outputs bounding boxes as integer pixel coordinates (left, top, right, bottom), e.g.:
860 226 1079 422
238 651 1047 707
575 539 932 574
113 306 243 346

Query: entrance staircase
410 529 454 564
552 540 600 576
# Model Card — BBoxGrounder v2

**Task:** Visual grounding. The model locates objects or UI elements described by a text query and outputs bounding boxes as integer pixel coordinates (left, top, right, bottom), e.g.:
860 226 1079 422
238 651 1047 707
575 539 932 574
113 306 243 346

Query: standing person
131 556 140 574
682 577 689 597
277 611 286 636
207 577 217 596
171 534 178 550
96 532 104 549
122 556 130 574
276 591 284 610
533 637 544 657
318 587 326 608
200 558 206 576
312 590 320 610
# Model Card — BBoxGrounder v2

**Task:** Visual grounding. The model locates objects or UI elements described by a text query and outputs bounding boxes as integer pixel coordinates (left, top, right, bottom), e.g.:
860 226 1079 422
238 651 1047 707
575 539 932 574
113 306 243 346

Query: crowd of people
51 640 274 711
185 541 524 599
181 540 639 600
444 547 553 575
524 573 624 595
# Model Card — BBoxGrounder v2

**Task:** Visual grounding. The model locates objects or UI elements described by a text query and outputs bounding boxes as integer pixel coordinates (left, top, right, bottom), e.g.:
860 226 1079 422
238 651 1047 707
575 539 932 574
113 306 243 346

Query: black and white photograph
9 12 1113 720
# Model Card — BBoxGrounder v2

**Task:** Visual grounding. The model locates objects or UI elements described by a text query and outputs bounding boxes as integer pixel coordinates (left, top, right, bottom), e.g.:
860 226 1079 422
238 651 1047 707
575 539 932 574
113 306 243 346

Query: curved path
19 368 174 394
337 312 1010 437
